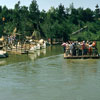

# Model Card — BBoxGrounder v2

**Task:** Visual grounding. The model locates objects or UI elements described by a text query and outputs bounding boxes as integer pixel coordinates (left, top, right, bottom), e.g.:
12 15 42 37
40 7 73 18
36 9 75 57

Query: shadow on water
66 59 98 66
62 58 99 82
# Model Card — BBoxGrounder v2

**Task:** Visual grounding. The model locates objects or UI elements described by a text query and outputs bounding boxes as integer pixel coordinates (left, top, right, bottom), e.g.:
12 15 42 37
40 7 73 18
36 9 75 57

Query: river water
0 45 100 100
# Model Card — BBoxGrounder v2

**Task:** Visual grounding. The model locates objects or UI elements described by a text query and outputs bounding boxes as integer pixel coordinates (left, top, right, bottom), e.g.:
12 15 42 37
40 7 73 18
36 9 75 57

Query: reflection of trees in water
47 45 63 56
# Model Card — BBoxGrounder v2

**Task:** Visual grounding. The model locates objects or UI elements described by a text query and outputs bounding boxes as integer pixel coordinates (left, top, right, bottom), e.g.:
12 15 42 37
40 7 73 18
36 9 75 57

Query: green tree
29 0 40 31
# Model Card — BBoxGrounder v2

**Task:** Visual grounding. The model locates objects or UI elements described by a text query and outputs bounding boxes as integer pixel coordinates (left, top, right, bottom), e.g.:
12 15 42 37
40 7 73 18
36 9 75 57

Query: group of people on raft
62 41 98 56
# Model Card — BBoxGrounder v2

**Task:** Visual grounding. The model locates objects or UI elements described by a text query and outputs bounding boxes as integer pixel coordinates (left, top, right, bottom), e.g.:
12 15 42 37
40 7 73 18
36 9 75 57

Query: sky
0 0 100 11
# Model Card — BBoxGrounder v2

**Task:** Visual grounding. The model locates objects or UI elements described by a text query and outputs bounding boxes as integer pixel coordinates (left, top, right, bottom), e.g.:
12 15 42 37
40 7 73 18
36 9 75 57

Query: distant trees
95 4 100 19
0 0 100 41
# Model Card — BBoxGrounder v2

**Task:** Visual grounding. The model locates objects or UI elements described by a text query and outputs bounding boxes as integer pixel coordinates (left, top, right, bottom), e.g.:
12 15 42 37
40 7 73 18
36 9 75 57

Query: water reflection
41 49 46 55
62 59 99 82
66 59 98 66
28 49 46 61
0 45 100 100
0 60 6 66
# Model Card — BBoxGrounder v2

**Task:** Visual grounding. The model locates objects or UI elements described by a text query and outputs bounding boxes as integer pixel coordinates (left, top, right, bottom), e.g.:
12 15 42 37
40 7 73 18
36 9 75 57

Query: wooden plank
64 53 100 59
7 49 28 55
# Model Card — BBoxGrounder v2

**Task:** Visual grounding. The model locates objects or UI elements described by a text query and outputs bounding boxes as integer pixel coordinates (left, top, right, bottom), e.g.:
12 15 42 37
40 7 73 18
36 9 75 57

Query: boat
0 39 8 58
39 39 46 49
41 42 46 49
29 42 46 54
29 44 40 53
36 43 41 50
0 50 8 58
29 46 36 53
0 46 8 58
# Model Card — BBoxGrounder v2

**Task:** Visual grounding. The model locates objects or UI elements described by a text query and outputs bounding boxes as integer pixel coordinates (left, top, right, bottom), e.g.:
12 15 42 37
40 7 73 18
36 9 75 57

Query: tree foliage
0 0 100 41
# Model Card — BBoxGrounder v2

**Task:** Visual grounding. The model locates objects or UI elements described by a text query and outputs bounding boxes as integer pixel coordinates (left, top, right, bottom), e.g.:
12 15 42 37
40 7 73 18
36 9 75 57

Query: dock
64 53 100 59
4 44 29 55
7 50 28 55
6 47 29 55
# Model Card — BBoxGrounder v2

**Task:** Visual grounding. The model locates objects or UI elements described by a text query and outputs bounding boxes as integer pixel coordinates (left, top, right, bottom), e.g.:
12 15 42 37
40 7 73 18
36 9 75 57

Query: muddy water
0 45 100 100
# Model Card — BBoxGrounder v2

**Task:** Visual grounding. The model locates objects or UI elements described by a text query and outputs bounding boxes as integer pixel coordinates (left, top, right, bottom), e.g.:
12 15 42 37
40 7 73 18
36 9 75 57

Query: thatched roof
32 30 41 39
0 36 4 41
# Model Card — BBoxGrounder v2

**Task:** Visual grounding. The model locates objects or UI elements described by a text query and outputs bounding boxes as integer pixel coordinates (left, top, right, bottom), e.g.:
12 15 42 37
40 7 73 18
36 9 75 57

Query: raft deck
64 53 100 59
7 49 28 55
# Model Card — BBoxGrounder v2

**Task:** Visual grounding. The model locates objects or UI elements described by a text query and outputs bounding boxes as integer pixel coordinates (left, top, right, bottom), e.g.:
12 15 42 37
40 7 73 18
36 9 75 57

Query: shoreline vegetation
0 0 100 43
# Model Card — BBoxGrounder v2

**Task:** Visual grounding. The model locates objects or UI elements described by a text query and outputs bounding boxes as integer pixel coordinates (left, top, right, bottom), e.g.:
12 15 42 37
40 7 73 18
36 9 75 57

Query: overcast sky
0 0 100 11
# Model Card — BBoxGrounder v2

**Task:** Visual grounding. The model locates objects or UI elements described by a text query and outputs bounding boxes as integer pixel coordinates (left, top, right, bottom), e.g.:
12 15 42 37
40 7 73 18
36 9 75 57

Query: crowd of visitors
7 35 16 45
62 41 98 56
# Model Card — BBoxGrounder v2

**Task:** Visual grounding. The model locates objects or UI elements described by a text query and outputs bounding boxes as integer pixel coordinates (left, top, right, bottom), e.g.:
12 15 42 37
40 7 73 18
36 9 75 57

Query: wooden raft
64 53 100 59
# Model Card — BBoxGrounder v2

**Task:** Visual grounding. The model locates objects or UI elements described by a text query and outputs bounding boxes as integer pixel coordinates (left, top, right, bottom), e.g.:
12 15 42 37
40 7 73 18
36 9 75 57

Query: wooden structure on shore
0 37 8 58
1 34 47 55
64 53 100 59
6 44 29 55
4 42 46 55
7 48 28 55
